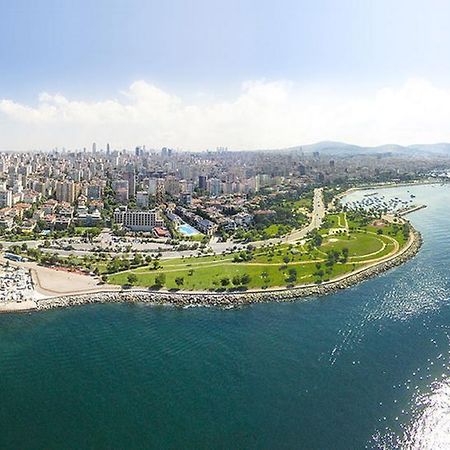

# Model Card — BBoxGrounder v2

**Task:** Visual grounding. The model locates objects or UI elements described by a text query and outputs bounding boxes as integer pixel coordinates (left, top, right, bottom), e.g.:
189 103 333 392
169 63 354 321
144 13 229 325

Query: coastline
25 226 422 312
0 181 430 314
342 179 442 193
335 179 444 201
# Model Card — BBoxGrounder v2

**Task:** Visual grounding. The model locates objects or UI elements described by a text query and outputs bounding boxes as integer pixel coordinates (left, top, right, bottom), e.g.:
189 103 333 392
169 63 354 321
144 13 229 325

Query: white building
208 178 221 196
0 190 13 208
113 208 163 231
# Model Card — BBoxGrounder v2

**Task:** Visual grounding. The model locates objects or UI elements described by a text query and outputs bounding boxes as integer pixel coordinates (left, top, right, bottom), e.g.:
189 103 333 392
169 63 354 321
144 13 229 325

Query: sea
0 183 449 449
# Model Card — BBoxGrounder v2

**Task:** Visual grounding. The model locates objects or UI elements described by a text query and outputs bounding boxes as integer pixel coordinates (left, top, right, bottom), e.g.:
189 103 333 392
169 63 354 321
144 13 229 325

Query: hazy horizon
2 0 450 150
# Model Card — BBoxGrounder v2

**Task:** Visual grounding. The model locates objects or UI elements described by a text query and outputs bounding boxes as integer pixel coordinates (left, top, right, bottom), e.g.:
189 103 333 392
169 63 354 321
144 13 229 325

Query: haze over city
3 0 450 150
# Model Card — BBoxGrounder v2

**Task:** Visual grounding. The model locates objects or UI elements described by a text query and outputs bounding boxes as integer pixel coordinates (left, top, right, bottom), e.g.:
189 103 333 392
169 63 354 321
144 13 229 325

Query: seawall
35 228 423 311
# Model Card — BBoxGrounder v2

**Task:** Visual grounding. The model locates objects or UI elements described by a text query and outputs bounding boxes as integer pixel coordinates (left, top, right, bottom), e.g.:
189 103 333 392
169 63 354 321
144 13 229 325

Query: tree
287 268 297 283
232 275 241 286
240 273 251 285
315 269 324 279
341 247 349 263
132 253 143 267
127 273 138 285
309 230 323 247
154 273 166 287
175 277 184 287
220 277 230 287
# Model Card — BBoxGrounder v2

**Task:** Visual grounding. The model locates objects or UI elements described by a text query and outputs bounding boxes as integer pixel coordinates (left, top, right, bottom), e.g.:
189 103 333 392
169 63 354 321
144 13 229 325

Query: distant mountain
284 141 450 156
408 143 450 154
300 141 363 154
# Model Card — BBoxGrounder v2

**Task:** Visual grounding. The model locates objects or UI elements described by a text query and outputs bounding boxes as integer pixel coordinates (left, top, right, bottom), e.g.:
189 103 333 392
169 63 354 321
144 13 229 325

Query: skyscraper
155 178 165 205
198 175 207 190
125 166 136 198
55 180 77 203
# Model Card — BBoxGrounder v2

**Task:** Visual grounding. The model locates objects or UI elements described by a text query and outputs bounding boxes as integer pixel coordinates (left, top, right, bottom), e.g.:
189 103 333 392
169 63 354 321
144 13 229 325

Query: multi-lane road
0 189 327 259
283 187 324 243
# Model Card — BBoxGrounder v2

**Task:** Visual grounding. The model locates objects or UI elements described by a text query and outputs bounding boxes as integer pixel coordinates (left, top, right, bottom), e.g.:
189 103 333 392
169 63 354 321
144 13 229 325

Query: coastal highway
283 187 325 243
249 187 325 247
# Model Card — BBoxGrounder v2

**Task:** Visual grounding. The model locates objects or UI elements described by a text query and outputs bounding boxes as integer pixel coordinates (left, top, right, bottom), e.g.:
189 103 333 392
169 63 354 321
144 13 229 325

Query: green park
107 212 410 291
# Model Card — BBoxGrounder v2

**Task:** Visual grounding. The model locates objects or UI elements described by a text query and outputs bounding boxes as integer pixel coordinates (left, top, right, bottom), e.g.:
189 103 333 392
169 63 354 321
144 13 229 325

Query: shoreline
20 225 421 312
342 179 443 193
0 182 428 314
334 180 441 204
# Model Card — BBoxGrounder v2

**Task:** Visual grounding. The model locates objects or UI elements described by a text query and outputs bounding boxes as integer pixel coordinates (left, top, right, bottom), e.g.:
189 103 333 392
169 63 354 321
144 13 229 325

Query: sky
1 0 450 150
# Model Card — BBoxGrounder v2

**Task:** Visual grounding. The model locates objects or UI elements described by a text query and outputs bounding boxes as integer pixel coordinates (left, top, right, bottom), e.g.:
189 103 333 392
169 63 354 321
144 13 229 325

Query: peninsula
0 186 424 312
0 143 445 313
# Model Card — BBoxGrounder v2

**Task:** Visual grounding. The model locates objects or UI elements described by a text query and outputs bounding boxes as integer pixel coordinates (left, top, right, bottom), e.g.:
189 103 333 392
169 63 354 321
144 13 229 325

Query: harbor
342 189 426 216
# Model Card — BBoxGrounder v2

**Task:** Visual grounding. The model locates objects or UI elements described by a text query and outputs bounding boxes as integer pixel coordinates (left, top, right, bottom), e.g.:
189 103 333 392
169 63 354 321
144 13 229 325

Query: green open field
108 212 409 291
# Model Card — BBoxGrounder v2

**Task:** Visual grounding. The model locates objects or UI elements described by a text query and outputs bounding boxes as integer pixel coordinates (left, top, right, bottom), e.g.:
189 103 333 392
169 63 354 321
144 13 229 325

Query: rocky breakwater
36 229 423 311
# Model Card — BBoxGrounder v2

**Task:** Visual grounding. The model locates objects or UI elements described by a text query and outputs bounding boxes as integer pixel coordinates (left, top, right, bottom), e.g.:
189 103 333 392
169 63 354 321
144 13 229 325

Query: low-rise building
113 207 164 232
197 218 217 236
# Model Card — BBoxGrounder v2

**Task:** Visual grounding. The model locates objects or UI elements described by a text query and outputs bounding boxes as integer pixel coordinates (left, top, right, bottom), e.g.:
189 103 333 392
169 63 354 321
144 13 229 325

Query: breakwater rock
36 230 423 311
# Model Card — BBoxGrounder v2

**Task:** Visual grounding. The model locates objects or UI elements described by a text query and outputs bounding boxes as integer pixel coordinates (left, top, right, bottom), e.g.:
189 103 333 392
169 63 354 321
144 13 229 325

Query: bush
154 273 166 287
232 275 241 286
240 273 251 285
127 273 138 285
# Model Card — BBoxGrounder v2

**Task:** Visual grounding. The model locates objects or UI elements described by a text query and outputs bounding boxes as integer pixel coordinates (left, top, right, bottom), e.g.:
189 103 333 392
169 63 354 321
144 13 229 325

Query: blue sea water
0 184 449 449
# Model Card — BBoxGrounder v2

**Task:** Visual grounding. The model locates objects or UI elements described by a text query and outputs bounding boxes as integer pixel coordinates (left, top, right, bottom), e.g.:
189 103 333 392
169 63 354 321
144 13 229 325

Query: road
283 187 325 243
247 187 325 248
0 189 326 260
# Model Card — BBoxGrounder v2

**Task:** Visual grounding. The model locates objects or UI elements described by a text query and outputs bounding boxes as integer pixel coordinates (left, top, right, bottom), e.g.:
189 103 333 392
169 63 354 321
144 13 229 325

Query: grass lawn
263 224 282 237
75 226 102 236
107 214 408 291
324 214 339 228
321 232 383 256
109 258 357 290
291 197 313 211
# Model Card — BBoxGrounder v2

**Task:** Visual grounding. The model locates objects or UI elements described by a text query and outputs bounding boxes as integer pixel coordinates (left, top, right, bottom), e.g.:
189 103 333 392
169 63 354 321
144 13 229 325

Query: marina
342 190 425 215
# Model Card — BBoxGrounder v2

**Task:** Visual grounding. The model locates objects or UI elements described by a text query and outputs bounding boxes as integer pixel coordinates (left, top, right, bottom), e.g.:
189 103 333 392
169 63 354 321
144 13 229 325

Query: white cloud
1 78 450 150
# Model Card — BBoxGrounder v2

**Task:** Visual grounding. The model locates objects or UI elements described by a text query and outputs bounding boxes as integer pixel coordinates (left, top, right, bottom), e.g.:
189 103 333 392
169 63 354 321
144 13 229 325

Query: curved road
0 189 326 260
